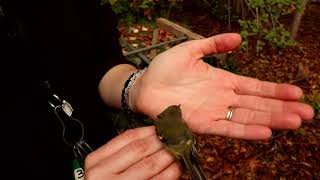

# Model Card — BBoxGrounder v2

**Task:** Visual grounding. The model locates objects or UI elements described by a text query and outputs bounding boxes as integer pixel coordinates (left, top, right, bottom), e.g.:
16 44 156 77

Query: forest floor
118 2 320 179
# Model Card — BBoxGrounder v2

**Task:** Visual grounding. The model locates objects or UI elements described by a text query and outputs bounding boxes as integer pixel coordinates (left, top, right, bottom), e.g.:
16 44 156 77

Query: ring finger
228 108 302 129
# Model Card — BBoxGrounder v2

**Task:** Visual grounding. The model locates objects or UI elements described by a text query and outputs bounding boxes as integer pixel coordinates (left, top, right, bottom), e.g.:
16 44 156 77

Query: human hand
84 126 181 180
131 33 314 140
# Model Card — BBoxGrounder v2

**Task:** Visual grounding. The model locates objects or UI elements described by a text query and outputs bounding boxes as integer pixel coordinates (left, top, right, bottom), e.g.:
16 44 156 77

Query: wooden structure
122 18 226 65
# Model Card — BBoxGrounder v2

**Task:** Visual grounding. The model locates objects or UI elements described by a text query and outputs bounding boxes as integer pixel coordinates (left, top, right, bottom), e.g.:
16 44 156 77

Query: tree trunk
290 0 309 39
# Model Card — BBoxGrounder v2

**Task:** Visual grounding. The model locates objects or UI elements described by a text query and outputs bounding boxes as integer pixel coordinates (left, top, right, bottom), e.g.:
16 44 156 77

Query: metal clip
48 94 62 108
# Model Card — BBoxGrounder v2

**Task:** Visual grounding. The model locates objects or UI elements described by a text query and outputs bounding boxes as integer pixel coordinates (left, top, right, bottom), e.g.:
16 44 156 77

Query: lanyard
44 81 93 180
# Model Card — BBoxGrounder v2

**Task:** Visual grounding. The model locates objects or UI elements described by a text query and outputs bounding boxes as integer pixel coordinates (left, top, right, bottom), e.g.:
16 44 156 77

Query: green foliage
222 55 241 74
310 95 320 126
238 0 303 53
301 92 320 126
194 0 302 53
103 0 184 25
104 0 304 52
198 0 242 21
294 128 306 136
264 25 296 48
203 55 241 74
311 95 320 114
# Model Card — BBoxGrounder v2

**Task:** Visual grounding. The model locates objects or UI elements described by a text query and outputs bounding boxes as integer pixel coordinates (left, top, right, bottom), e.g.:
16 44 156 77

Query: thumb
176 33 242 60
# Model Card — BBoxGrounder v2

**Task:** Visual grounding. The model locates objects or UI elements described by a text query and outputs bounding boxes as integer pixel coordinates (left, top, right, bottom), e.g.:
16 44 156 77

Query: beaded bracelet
121 68 147 117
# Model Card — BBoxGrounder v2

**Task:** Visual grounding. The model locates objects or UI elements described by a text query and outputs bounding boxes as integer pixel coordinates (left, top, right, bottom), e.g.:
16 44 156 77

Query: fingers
120 149 178 180
91 134 163 174
85 126 155 169
235 95 314 120
234 75 303 100
85 126 182 180
205 120 272 140
177 33 241 60
151 162 182 180
230 108 302 129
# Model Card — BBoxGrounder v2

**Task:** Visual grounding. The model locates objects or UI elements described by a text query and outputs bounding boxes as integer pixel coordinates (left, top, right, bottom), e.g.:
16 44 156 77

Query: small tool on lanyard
47 88 93 180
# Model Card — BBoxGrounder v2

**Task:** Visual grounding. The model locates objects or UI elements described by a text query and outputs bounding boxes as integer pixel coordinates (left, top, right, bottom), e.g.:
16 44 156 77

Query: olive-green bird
155 105 207 180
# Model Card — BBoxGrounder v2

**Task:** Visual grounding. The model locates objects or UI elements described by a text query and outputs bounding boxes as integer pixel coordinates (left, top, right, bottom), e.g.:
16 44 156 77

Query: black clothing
1 0 127 179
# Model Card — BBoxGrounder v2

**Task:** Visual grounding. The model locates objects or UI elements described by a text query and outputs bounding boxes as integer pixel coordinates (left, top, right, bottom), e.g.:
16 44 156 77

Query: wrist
123 67 147 114
99 64 138 109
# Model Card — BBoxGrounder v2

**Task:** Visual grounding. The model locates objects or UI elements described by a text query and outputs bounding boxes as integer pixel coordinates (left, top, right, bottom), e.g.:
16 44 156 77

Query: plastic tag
72 159 84 180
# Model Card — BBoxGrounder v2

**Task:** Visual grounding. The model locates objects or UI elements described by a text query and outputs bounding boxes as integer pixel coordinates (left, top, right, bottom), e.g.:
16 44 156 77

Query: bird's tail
181 146 207 180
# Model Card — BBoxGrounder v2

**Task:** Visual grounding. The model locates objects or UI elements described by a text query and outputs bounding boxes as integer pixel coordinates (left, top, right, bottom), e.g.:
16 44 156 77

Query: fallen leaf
142 26 148 31
206 157 215 162
128 37 137 41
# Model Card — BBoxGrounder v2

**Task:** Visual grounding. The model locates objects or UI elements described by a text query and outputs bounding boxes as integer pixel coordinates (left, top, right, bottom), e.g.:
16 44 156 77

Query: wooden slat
149 28 160 60
156 18 226 62
156 18 205 40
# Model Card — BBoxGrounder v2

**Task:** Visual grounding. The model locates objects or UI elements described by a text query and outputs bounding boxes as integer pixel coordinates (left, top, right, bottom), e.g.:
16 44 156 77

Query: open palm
133 33 314 140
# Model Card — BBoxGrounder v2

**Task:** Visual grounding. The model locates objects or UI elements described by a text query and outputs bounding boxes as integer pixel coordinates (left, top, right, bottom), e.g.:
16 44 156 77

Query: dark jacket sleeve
1 0 134 83
96 3 134 80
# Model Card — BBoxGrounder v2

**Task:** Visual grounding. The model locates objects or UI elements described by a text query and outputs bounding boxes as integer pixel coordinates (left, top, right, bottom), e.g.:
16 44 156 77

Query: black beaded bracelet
121 68 147 117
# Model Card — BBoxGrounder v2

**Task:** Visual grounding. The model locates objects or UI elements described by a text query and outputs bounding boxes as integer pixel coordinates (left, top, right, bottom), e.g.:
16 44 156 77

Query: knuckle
141 155 159 172
166 166 182 180
84 167 96 179
85 167 114 180
254 78 263 93
281 101 286 112
233 95 241 107
179 41 196 51
226 123 234 138
179 40 192 47
156 163 182 180
84 164 101 180
185 42 195 49
246 110 256 124
121 128 139 140
255 96 265 110
129 139 149 154
84 152 96 168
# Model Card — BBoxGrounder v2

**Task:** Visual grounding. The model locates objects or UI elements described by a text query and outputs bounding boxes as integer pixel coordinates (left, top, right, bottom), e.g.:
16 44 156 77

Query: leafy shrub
197 0 304 53
238 0 304 53
103 0 184 24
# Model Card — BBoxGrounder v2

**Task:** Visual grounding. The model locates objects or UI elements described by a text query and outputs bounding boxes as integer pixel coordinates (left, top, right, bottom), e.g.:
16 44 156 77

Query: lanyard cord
43 81 93 160
53 105 84 146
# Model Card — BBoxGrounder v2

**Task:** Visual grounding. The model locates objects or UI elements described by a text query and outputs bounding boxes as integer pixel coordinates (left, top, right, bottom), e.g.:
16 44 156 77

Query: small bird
155 105 207 180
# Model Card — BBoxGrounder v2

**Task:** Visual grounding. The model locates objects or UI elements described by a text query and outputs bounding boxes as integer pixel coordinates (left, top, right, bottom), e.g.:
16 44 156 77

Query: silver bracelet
121 67 147 116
